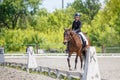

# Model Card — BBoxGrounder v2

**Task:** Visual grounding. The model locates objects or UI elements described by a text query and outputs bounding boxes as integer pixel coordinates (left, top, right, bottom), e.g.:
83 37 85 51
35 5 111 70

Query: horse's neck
69 32 81 47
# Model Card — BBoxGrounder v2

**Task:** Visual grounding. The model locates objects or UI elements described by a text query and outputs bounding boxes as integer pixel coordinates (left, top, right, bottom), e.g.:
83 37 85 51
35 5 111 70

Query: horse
63 28 90 70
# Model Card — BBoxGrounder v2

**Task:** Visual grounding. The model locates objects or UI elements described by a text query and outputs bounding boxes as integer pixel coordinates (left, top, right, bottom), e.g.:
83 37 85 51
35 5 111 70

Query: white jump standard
82 47 101 80
27 46 37 70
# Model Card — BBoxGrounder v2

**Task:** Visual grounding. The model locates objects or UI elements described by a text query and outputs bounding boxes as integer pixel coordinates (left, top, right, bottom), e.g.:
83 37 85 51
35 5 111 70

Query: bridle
64 31 73 43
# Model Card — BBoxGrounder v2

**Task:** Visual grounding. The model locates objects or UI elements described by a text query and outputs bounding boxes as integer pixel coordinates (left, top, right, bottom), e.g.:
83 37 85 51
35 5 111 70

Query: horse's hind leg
79 53 83 69
74 54 78 70
67 54 72 70
82 50 86 70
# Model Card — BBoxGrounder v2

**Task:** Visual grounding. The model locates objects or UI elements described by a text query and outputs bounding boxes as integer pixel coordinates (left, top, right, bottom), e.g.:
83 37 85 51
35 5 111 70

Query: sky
40 0 75 12
40 0 104 12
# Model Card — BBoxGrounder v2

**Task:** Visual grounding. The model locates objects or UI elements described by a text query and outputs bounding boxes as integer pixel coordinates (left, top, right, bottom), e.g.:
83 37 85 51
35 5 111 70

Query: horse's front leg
67 54 72 71
74 54 78 70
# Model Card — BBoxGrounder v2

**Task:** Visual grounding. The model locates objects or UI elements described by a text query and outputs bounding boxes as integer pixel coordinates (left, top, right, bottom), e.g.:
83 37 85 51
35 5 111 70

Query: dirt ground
0 66 57 80
4 56 120 80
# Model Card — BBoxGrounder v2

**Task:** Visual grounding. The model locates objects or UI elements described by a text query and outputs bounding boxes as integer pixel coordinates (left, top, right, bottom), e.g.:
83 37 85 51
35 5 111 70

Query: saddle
78 34 86 48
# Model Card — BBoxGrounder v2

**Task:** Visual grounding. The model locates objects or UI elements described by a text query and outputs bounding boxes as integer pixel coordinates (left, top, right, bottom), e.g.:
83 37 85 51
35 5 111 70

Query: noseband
66 32 73 43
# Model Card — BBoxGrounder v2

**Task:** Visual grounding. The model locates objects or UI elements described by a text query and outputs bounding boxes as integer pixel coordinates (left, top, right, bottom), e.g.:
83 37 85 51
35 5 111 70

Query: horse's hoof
74 68 77 71
69 68 72 71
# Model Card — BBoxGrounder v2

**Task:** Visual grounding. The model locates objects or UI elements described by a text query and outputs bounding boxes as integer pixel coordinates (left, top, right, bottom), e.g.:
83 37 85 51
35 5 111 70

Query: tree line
0 0 120 52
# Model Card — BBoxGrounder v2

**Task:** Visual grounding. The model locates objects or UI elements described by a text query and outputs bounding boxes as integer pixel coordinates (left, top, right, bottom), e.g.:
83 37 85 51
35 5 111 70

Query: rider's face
75 16 80 21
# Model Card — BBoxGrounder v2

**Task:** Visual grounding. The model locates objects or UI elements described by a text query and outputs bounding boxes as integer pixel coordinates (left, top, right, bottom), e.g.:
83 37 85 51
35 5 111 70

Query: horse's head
63 28 72 45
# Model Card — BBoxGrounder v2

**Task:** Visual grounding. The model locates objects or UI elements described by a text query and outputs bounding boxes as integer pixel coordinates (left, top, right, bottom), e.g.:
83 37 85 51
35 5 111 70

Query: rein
68 31 77 44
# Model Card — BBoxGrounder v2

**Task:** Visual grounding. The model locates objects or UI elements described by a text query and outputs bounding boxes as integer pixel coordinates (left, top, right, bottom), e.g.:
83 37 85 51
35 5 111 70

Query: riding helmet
74 13 81 17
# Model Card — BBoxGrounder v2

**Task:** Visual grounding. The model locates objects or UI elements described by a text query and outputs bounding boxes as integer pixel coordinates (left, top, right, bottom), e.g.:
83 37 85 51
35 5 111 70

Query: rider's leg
79 32 88 46
79 34 85 47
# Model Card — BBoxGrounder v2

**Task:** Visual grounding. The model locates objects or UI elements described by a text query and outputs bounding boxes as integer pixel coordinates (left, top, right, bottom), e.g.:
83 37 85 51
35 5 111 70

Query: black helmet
74 13 81 17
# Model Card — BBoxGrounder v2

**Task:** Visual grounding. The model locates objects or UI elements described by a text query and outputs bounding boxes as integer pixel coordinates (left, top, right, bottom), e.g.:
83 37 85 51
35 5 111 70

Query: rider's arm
72 21 75 30
78 21 82 32
75 28 80 33
75 21 81 33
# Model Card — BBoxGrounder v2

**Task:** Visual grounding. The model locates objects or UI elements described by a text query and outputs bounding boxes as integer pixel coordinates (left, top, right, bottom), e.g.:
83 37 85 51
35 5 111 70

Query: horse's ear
69 28 72 31
68 28 72 32
68 27 72 31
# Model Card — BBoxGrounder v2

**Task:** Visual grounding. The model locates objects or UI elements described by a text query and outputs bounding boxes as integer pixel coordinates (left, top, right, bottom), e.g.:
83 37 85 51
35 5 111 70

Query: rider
72 13 88 48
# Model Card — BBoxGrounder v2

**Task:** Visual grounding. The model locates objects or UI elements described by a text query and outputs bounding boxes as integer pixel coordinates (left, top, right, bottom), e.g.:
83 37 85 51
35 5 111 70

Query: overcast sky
40 0 74 12
40 0 104 12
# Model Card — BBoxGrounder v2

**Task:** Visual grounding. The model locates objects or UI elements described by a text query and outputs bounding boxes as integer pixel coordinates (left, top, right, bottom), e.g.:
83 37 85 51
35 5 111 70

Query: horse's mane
70 31 79 37
69 31 82 46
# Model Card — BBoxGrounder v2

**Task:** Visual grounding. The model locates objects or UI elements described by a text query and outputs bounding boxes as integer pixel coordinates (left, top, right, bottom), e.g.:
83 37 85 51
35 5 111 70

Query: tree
70 0 101 23
0 0 41 29
89 0 120 46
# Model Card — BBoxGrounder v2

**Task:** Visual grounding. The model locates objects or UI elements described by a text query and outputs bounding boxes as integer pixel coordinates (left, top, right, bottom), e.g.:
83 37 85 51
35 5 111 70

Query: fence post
48 67 51 76
82 47 101 80
66 71 71 80
56 69 60 78
39 66 42 72
0 47 4 63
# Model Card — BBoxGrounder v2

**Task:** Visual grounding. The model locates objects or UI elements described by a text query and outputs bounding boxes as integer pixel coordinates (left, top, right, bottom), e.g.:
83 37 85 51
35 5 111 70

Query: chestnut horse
63 29 90 70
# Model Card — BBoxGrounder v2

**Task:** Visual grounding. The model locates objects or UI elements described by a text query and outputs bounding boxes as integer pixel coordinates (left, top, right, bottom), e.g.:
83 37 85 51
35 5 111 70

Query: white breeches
79 32 88 45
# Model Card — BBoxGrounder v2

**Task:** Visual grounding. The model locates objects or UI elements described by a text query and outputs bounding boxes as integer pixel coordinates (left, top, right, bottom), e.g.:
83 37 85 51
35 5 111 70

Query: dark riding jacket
72 20 82 33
